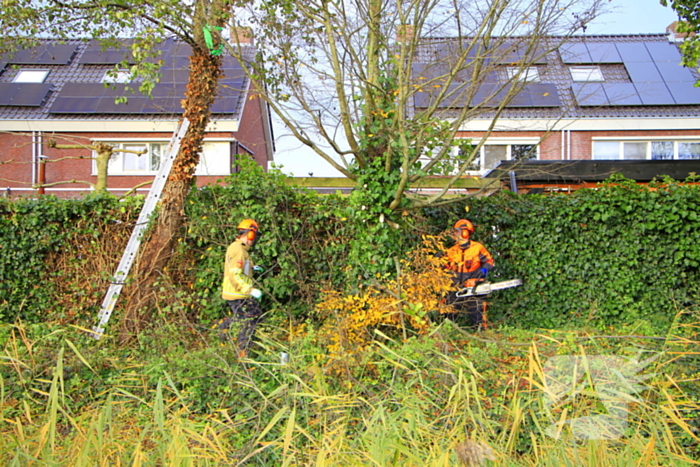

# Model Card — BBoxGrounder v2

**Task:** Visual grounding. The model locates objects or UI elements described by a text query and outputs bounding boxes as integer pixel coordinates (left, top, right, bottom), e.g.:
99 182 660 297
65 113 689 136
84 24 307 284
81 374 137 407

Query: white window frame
570 66 604 82
506 67 540 83
443 138 540 175
91 139 234 176
102 70 132 84
592 137 700 160
13 70 49 83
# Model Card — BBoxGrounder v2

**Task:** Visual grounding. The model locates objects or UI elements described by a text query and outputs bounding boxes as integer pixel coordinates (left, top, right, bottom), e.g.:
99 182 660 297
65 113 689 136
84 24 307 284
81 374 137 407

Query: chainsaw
456 279 522 298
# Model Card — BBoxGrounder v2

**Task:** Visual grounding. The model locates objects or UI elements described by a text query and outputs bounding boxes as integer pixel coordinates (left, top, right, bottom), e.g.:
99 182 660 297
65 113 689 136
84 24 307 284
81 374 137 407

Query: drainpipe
37 132 47 195
509 170 518 193
32 131 36 185
37 155 47 195
561 130 565 160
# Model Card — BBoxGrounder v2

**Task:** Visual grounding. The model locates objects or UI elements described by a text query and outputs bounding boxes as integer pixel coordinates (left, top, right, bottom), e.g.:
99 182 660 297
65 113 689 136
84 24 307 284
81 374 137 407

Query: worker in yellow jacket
218 218 264 355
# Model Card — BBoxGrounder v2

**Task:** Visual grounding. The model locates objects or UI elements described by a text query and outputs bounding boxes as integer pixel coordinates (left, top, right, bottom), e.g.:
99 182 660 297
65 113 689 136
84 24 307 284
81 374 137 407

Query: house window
506 67 540 82
570 66 603 82
593 140 700 160
13 70 49 83
480 142 539 170
678 142 700 159
97 141 232 176
102 70 132 84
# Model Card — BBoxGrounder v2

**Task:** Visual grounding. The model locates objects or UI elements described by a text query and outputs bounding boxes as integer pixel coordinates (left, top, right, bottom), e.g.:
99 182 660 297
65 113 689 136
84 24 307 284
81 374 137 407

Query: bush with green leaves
180 157 355 324
2 168 698 335
0 194 142 324
432 174 700 330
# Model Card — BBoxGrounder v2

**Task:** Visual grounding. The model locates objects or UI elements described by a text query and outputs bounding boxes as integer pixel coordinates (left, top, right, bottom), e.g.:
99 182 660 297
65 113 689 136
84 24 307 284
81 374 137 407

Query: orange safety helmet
238 218 259 242
453 219 474 239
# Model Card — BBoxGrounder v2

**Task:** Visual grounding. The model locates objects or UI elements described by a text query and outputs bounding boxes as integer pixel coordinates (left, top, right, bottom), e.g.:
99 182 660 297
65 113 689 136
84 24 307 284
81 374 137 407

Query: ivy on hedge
2 171 698 334
0 194 142 323
433 174 700 330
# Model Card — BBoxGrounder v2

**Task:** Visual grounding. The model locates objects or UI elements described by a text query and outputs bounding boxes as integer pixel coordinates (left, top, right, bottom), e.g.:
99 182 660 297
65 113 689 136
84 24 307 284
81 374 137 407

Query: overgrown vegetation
1 165 699 465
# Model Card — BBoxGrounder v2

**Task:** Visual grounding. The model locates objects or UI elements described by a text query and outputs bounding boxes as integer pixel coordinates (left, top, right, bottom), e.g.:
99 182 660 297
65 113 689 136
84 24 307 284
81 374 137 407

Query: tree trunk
120 48 222 339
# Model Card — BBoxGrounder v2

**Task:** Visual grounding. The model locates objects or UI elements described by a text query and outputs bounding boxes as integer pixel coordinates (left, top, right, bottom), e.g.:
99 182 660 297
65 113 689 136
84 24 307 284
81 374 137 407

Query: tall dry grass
1 315 698 466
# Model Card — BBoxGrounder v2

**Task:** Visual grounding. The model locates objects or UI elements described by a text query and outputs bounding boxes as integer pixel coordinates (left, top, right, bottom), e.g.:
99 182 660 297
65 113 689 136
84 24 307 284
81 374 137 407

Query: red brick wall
457 128 700 161
0 128 261 198
233 90 272 167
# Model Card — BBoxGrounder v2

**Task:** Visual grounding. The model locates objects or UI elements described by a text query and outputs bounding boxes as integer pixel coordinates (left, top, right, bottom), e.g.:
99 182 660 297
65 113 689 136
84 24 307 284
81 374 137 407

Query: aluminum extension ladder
92 118 190 339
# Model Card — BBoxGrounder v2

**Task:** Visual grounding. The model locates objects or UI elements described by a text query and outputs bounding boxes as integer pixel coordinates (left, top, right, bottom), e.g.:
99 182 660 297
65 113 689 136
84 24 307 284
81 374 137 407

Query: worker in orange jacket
217 218 264 356
444 219 494 328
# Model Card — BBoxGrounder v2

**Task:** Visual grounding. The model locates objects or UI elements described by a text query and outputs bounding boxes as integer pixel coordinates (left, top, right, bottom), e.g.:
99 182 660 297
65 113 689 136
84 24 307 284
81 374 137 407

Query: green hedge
432 175 700 330
0 194 142 323
2 171 698 333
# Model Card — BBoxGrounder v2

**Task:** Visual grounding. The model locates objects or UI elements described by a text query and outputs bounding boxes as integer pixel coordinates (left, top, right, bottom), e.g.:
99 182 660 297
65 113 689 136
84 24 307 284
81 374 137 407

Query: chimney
230 27 254 46
666 21 694 43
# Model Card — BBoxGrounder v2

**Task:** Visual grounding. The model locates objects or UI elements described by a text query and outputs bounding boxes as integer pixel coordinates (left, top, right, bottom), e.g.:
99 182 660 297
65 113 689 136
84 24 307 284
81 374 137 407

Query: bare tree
227 0 607 212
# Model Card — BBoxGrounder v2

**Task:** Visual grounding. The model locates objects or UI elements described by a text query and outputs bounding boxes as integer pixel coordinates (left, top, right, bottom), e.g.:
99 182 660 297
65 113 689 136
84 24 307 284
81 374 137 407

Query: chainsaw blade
456 278 522 297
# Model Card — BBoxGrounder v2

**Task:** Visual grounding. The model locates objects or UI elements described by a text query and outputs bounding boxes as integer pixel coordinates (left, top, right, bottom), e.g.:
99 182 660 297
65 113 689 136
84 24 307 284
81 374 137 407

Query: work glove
480 267 489 278
250 288 263 299
253 265 265 273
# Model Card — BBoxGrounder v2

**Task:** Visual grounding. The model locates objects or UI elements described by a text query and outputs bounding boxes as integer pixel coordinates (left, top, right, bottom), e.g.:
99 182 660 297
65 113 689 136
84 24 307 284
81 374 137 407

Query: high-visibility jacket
221 240 256 301
445 240 495 288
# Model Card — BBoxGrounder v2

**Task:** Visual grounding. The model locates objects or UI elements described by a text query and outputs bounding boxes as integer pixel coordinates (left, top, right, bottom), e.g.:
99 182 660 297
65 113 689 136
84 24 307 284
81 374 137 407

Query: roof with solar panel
0 38 248 121
411 33 700 119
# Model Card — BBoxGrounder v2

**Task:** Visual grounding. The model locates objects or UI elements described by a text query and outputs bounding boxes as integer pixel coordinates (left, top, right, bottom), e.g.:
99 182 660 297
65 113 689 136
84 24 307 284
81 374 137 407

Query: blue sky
270 0 681 177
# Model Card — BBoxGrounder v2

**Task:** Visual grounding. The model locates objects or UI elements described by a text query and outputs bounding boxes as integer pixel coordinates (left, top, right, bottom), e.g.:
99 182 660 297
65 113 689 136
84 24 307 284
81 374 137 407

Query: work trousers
444 291 486 329
218 298 263 350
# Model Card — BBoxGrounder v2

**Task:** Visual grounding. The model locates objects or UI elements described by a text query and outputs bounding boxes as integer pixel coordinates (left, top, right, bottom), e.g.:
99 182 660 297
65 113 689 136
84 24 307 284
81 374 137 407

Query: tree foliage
1 0 236 336
227 0 607 210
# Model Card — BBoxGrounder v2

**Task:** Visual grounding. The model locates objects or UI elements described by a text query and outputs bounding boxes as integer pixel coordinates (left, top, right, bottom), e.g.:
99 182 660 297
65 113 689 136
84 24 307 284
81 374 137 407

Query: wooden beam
285 176 500 190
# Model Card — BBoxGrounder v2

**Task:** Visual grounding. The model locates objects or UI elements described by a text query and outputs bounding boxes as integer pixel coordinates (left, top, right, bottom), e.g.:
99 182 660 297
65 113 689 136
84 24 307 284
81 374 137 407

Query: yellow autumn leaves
315 236 455 364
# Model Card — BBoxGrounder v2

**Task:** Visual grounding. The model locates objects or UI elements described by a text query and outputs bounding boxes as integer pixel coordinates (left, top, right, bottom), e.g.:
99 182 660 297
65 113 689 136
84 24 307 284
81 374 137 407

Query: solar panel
49 97 100 113
160 56 190 68
666 82 700 104
654 60 696 83
572 83 608 106
615 42 651 62
603 83 642 106
494 43 522 64
586 42 621 63
0 83 21 105
0 83 51 106
220 79 246 93
58 82 105 98
523 45 549 65
142 97 175 113
102 83 131 98
8 44 77 65
560 42 591 63
96 96 146 113
150 84 185 97
159 68 190 83
625 60 663 82
78 40 133 64
469 83 500 107
221 68 245 81
504 88 532 107
634 82 674 105
644 42 682 62
527 83 561 106
211 94 242 114
222 55 244 69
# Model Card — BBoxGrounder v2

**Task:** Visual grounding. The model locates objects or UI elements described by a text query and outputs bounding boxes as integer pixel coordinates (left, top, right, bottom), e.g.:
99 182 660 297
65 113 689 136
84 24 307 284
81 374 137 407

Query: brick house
412 29 700 191
0 37 273 198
